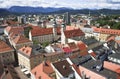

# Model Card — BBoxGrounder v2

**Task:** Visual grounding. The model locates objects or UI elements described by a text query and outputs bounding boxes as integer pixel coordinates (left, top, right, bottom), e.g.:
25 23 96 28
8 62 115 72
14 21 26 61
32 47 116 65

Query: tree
42 41 50 48
24 26 33 38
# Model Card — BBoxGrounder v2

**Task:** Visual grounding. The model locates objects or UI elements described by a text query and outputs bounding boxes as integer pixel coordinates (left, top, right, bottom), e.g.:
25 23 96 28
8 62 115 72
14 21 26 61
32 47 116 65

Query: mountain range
1 6 120 15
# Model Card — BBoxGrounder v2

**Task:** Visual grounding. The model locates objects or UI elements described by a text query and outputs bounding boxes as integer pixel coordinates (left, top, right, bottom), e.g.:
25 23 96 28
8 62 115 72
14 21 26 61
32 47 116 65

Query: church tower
61 22 66 44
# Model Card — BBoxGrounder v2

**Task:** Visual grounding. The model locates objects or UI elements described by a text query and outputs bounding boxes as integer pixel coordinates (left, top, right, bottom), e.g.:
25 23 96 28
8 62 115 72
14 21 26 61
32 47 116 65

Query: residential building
0 60 4 79
18 45 64 71
31 61 56 79
79 59 119 79
61 24 85 44
80 26 94 38
52 60 75 79
108 53 120 64
29 26 61 43
4 26 24 36
93 27 120 42
0 40 15 65
10 35 33 49
1 65 20 79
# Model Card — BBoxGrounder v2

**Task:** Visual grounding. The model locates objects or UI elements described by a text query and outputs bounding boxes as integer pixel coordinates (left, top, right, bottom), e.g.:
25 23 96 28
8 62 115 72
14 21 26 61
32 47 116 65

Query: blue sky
0 0 120 9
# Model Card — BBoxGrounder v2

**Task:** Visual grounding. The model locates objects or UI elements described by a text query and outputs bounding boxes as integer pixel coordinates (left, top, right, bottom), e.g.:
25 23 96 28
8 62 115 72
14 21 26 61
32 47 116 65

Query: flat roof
81 37 98 46
109 53 120 59
71 55 91 66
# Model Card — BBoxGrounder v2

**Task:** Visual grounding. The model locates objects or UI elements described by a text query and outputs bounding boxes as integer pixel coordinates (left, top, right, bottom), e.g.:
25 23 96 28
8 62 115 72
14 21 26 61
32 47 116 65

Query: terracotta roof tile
19 46 32 57
5 26 24 34
31 61 54 79
31 26 53 36
93 27 120 35
0 40 13 53
104 61 120 74
43 61 54 75
7 20 20 25
63 47 72 53
13 35 31 44
64 29 85 38
31 26 61 36
77 41 87 50
106 36 115 42
72 64 81 76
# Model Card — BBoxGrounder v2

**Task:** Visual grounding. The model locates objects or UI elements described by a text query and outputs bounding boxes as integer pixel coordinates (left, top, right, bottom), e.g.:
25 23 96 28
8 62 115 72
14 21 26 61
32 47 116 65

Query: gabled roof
7 20 20 25
0 40 13 53
5 26 24 34
19 45 46 57
77 41 87 50
13 35 31 44
4 65 20 79
104 61 120 74
64 29 85 38
31 26 61 36
52 60 74 77
31 27 53 36
93 27 120 35
31 61 54 79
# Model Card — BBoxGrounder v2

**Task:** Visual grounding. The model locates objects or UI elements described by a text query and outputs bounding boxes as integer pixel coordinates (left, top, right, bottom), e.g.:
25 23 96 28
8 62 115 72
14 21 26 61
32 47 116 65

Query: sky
0 0 120 9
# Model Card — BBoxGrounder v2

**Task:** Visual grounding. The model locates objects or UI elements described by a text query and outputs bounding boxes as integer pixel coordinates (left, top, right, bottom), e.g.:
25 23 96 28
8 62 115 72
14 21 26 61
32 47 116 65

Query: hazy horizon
0 0 120 9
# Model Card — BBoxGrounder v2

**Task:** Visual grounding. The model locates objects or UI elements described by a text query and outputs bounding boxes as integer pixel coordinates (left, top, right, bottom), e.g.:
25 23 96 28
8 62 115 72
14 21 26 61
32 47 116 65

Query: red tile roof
31 26 52 36
64 29 85 38
13 35 31 44
77 41 88 56
77 41 87 50
43 61 54 75
7 20 20 25
93 27 120 35
66 26 79 30
72 64 81 76
104 61 120 74
90 52 96 57
19 46 32 57
63 47 72 53
106 36 115 42
5 26 24 34
31 61 54 79
0 40 13 53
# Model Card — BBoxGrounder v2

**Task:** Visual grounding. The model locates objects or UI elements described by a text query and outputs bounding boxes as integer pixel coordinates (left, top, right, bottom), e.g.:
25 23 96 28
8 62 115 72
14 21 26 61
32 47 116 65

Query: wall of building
79 66 106 79
32 34 53 43
0 51 15 65
30 55 44 70
13 42 33 49
18 53 31 71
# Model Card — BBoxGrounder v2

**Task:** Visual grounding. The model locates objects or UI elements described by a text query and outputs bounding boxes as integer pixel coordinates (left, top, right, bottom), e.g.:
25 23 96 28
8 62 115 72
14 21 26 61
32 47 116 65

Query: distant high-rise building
63 12 71 25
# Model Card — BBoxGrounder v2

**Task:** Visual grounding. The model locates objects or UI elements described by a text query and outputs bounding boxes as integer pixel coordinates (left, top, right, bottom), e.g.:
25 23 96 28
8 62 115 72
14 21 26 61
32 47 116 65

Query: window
34 72 36 75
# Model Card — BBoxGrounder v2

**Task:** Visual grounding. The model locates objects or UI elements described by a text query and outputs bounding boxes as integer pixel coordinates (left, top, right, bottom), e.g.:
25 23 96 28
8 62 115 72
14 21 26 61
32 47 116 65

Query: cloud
0 0 120 9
